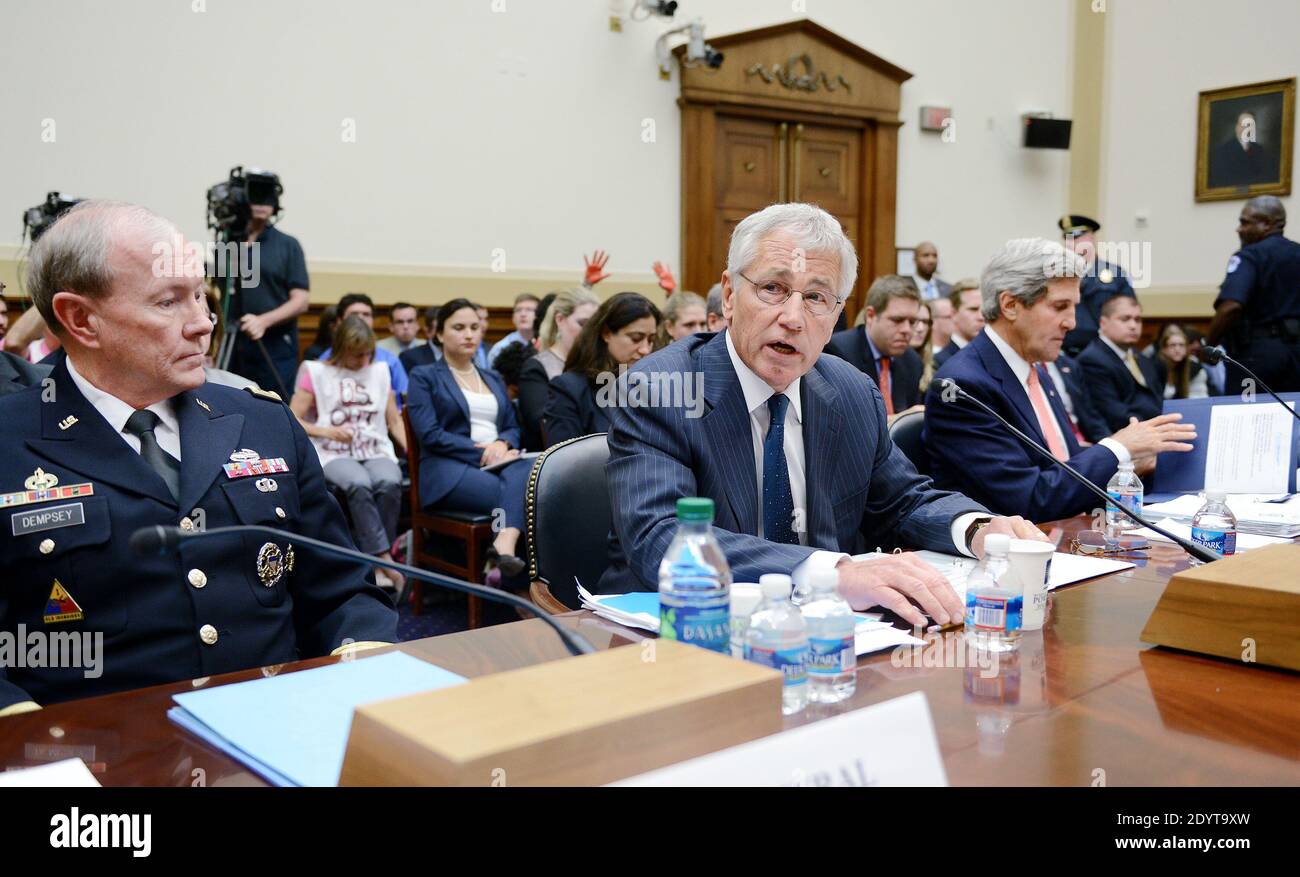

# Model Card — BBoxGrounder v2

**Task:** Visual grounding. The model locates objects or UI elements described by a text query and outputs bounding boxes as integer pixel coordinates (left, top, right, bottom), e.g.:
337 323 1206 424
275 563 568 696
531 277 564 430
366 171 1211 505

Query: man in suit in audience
398 304 443 374
925 238 1195 522
933 279 984 367
929 296 954 355
826 274 924 418
1043 352 1109 444
596 203 1048 628
1077 295 1166 431
912 241 953 301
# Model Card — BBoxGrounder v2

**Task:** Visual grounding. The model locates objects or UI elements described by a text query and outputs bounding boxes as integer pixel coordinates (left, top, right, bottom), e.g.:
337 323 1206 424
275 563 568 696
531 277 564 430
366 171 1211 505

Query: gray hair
25 200 179 333
980 237 1085 323
727 202 858 304
705 283 724 318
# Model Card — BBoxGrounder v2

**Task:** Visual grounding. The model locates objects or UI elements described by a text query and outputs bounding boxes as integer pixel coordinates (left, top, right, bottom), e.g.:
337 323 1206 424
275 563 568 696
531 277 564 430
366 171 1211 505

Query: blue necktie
763 394 797 544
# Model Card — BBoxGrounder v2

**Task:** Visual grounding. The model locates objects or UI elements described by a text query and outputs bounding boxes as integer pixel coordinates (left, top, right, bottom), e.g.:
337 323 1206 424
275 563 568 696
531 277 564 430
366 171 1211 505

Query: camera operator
224 177 310 398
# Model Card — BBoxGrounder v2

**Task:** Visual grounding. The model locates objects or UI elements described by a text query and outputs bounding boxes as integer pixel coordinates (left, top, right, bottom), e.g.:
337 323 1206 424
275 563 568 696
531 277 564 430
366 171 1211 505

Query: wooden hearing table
1 517 1297 786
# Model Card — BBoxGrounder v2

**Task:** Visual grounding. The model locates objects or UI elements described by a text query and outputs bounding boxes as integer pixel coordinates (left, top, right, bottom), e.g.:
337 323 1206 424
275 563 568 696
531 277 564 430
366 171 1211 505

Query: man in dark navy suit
399 305 443 374
925 238 1195 522
597 203 1048 628
933 280 984 368
1076 295 1166 431
826 274 924 419
0 202 395 715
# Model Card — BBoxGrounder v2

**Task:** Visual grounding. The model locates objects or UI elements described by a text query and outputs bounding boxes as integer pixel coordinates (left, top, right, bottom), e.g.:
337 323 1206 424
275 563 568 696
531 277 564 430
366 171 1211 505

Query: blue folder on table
168 651 467 787
1150 393 1300 502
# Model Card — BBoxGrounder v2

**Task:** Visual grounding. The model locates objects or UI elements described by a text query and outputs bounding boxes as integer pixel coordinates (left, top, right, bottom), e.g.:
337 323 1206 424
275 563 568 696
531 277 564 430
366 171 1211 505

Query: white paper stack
1144 493 1300 538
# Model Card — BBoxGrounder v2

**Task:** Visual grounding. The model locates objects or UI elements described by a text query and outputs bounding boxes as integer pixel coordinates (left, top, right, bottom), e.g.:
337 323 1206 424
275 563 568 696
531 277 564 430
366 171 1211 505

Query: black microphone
937 379 1221 564
131 524 598 657
1198 346 1300 425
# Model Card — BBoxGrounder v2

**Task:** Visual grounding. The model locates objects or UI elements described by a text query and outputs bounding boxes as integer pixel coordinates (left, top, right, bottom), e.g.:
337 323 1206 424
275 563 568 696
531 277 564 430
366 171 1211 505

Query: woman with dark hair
543 292 661 446
304 305 339 362
910 300 937 396
1156 323 1208 399
290 315 407 591
406 298 533 583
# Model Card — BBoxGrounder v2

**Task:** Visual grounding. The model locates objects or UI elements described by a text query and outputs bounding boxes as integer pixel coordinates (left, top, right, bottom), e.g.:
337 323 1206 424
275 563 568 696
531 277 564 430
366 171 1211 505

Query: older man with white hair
924 238 1196 522
596 203 1047 629
0 201 395 715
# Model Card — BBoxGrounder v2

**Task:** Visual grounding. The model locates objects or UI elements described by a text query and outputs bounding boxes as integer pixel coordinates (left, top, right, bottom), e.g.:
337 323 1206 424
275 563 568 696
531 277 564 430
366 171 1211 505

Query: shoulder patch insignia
245 386 283 403
1226 255 1241 274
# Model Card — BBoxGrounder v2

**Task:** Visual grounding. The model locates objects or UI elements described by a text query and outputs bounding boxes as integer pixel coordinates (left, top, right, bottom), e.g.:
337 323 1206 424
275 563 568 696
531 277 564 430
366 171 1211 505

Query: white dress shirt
65 355 183 461
985 327 1130 466
724 334 979 591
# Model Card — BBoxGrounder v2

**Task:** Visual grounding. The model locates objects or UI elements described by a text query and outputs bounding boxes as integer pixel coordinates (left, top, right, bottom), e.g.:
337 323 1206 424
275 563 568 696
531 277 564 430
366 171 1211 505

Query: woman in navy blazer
406 299 532 580
543 292 661 446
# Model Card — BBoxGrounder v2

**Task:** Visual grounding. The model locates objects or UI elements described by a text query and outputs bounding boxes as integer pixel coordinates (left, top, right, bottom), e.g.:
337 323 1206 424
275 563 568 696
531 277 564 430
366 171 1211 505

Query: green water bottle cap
676 497 715 522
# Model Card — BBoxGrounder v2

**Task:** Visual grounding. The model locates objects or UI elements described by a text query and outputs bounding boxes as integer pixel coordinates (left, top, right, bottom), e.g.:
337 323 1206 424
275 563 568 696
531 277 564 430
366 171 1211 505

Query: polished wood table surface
2 517 1298 786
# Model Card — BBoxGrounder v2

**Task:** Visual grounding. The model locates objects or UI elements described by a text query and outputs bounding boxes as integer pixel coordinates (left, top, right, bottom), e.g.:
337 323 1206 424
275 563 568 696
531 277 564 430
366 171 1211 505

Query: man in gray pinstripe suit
595 203 1048 628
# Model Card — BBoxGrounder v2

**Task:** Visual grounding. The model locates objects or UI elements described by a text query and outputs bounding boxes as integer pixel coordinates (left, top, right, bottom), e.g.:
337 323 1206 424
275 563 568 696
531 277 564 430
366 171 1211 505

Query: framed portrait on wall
1196 77 1294 202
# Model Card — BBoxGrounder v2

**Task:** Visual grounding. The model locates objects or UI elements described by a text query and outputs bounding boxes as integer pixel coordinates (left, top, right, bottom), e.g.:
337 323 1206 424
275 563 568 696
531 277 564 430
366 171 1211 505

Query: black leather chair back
888 409 930 474
527 433 611 609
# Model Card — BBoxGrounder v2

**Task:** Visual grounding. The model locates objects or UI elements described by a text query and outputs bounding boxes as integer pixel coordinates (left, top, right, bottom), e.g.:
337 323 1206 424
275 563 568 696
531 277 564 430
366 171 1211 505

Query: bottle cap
759 573 793 599
808 568 839 593
676 497 715 522
1205 490 1226 504
984 533 1011 555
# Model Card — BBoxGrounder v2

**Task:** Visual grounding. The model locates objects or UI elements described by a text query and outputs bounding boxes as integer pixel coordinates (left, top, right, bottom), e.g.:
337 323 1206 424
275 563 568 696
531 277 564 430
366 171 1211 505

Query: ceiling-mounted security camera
632 0 678 19
655 18 723 79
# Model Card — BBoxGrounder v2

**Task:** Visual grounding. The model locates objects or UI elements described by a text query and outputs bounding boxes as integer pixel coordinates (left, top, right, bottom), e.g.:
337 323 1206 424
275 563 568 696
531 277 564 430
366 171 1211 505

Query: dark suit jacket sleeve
283 405 397 654
1078 347 1133 433
897 350 923 409
405 368 482 465
605 394 816 590
924 380 1120 522
544 374 594 446
517 358 551 447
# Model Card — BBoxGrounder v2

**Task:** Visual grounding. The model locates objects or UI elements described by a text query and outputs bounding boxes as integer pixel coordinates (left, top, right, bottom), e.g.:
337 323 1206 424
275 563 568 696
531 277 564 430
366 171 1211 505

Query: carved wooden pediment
675 18 911 118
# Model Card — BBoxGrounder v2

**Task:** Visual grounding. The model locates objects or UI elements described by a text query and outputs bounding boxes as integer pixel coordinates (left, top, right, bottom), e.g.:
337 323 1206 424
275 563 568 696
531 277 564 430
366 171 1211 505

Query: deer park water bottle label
1191 527 1236 556
807 636 855 676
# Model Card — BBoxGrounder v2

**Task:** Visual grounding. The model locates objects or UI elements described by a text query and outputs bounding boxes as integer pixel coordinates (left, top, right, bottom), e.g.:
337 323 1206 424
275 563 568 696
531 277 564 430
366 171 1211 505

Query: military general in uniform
0 201 396 716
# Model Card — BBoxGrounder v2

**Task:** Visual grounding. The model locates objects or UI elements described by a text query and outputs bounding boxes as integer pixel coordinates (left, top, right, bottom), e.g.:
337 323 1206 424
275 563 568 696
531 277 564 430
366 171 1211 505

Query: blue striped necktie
763 394 797 544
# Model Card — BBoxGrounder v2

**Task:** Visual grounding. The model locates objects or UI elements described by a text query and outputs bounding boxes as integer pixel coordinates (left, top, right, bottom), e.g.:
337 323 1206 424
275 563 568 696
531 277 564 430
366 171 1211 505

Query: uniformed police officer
1208 195 1300 394
0 201 396 716
1059 214 1137 357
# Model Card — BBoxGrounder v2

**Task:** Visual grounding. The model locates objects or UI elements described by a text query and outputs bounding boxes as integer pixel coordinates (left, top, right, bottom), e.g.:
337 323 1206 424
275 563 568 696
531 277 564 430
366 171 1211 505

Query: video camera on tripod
22 192 84 243
205 166 283 239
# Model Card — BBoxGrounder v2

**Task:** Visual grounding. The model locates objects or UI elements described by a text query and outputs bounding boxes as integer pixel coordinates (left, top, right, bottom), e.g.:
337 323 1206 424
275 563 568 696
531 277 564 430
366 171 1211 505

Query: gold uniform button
188 569 208 589
275 507 286 519
180 517 194 531
39 539 55 555
199 624 219 646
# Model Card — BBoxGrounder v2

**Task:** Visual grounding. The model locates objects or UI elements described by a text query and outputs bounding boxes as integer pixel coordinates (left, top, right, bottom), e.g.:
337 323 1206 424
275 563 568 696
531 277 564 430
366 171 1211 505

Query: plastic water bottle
963 533 1021 652
658 498 731 654
800 568 856 703
744 574 809 715
1190 491 1237 561
1106 462 1144 540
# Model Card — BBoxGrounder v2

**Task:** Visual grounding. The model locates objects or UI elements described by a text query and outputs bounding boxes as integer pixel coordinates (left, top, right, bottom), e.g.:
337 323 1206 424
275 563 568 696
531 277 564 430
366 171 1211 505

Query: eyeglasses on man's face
737 271 842 316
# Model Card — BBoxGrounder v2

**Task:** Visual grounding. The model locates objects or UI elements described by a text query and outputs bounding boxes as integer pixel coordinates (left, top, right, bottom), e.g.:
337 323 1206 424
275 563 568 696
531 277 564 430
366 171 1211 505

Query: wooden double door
711 113 864 304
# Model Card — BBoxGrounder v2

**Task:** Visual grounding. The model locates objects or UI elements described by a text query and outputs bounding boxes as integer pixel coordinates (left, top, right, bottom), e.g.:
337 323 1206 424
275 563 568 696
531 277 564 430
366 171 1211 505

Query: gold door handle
819 167 831 178
777 123 789 202
792 124 804 200
744 161 756 172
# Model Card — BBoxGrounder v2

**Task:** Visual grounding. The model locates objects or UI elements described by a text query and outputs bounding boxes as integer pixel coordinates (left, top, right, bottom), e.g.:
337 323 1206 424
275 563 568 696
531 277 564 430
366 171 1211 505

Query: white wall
0 0 1075 286
1100 0 1298 290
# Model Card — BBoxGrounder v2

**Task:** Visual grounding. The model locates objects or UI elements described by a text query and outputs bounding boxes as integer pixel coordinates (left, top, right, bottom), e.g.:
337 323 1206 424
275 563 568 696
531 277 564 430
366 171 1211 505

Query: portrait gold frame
1195 77 1294 203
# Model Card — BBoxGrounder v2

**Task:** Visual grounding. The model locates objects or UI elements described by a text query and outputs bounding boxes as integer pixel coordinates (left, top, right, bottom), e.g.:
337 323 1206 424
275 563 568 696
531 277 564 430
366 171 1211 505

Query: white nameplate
613 691 947 787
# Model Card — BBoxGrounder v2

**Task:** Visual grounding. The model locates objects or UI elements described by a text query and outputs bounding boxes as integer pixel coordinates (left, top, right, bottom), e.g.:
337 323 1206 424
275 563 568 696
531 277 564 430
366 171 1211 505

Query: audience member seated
291 316 408 592
1184 326 1226 395
377 302 420 357
911 300 937 396
491 340 537 402
201 285 258 391
517 287 598 450
319 293 409 407
473 304 492 369
659 291 708 345
933 278 984 366
925 239 1195 522
488 293 539 367
543 292 661 446
1155 323 1209 399
399 304 443 373
303 304 338 363
406 299 532 586
596 202 1046 615
929 295 954 356
1077 295 1166 430
705 282 726 332
826 274 925 419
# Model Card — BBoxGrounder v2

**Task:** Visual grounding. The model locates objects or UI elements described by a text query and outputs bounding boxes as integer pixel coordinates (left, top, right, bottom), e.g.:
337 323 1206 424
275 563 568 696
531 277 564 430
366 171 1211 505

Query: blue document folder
1150 393 1300 501
168 651 467 787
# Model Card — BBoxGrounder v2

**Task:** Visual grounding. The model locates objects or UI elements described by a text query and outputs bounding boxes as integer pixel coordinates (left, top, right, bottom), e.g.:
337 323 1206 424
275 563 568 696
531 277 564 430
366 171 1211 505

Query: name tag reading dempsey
12 502 86 537
612 691 947 787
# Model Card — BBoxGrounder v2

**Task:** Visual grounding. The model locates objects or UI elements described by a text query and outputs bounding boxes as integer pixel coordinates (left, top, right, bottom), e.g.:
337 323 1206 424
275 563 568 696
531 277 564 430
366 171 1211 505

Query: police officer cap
1059 214 1101 237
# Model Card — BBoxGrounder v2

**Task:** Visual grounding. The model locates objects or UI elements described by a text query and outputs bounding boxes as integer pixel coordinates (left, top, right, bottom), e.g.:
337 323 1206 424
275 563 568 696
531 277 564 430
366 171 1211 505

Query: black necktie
763 394 797 545
124 409 181 502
